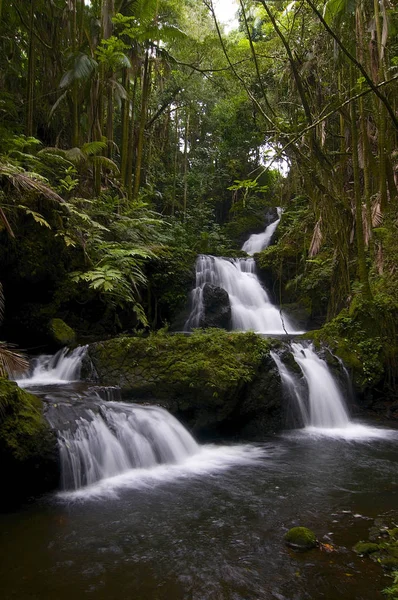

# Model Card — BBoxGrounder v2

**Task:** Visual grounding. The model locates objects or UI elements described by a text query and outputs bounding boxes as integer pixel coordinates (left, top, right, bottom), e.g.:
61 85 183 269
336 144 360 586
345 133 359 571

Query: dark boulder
0 379 59 508
199 283 231 329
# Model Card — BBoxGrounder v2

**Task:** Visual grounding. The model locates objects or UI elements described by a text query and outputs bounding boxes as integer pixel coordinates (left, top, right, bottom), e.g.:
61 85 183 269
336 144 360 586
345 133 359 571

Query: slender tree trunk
171 107 178 216
133 51 151 201
127 74 138 202
350 72 371 298
183 109 190 221
120 69 130 187
26 0 36 137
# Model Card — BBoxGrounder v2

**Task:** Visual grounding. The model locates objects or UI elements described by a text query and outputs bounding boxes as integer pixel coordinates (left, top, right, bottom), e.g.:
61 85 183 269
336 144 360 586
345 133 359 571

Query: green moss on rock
379 557 398 571
88 329 283 439
353 542 380 555
50 318 76 346
284 527 317 550
0 378 59 507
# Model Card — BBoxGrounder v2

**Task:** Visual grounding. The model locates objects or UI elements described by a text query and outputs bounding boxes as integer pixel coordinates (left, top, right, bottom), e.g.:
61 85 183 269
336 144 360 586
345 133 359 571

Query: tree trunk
133 51 151 201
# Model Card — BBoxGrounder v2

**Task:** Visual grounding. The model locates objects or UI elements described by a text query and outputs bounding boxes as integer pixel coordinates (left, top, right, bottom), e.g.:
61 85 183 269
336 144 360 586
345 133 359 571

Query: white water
291 343 350 428
185 256 295 333
51 402 200 491
242 208 282 255
60 443 267 501
16 346 86 386
270 350 309 423
272 343 395 440
185 209 300 333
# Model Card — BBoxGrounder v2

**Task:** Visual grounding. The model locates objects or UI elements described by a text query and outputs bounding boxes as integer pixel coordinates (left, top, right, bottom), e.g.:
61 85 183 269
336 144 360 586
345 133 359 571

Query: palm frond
0 205 15 237
59 53 97 89
81 141 107 157
0 282 4 325
0 343 29 379
92 155 120 174
0 161 64 203
309 217 323 257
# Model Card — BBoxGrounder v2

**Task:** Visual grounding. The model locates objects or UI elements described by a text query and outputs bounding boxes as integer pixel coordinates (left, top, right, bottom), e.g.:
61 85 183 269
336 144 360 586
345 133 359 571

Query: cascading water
46 399 199 490
242 208 282 255
16 346 87 386
185 210 299 334
185 256 294 333
270 350 309 426
291 343 350 428
272 342 351 430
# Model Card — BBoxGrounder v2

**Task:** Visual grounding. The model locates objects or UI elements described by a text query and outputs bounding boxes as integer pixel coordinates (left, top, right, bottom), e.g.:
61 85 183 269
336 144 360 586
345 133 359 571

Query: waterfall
270 350 309 426
16 346 87 386
272 342 351 429
185 210 299 334
46 400 199 490
242 208 282 255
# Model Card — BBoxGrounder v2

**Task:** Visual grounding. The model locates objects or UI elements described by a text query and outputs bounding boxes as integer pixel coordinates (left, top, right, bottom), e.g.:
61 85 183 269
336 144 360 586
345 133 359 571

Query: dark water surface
1 421 398 600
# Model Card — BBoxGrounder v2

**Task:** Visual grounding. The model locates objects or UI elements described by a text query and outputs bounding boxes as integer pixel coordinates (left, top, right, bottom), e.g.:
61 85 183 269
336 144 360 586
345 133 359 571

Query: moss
353 542 380 555
88 329 283 439
0 378 59 507
50 317 76 346
379 557 398 571
284 527 317 551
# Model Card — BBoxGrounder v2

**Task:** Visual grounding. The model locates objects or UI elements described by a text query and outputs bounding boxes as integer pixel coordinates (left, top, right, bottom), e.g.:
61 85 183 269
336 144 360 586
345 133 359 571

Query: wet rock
284 527 317 551
379 556 398 570
87 330 284 441
353 542 380 555
0 378 59 508
199 283 231 329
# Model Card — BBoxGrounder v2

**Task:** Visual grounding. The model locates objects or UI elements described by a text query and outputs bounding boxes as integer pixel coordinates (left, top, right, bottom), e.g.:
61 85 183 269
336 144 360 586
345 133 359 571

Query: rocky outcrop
199 283 231 329
0 379 59 508
87 330 284 441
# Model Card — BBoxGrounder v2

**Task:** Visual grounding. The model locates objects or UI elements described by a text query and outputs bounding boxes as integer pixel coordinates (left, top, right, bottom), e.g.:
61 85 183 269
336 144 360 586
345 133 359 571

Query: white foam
293 423 398 441
57 444 267 501
16 346 86 387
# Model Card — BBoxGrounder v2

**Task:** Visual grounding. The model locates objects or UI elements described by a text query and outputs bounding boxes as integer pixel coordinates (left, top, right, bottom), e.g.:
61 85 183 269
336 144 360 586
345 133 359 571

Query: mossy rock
49 318 76 347
0 378 59 507
388 528 398 540
284 527 317 551
379 556 398 571
87 329 284 440
353 542 380 555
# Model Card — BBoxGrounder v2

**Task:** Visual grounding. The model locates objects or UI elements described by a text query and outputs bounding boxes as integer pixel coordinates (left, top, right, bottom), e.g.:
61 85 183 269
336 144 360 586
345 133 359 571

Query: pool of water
1 421 397 600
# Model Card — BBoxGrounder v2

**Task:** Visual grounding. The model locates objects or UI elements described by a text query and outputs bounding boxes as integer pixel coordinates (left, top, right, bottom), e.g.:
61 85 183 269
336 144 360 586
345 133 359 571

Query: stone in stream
199 283 231 329
284 527 317 551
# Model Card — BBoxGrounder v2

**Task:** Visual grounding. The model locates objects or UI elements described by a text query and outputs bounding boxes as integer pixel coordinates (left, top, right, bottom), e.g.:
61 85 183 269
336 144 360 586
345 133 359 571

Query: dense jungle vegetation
0 0 398 399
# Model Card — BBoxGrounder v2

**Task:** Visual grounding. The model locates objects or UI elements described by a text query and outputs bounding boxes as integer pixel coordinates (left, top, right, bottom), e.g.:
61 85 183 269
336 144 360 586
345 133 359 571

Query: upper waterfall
242 208 282 255
185 209 301 334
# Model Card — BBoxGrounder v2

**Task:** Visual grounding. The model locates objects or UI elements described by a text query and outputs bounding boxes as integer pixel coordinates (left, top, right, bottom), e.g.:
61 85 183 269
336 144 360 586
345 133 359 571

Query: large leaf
59 53 98 89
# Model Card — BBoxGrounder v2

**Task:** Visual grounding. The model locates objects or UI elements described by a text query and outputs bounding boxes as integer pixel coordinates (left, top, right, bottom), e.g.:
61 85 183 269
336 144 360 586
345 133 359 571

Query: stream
1 372 398 599
2 212 397 599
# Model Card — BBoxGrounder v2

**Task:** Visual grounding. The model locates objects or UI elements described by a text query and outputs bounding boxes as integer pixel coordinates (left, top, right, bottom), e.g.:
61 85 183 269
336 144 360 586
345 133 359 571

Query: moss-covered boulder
0 378 59 508
284 527 317 551
353 542 380 555
87 329 284 440
49 318 76 347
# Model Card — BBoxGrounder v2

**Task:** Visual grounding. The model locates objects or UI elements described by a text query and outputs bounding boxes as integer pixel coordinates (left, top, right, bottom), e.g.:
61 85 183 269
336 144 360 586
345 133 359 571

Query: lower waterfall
272 342 351 430
46 400 199 490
